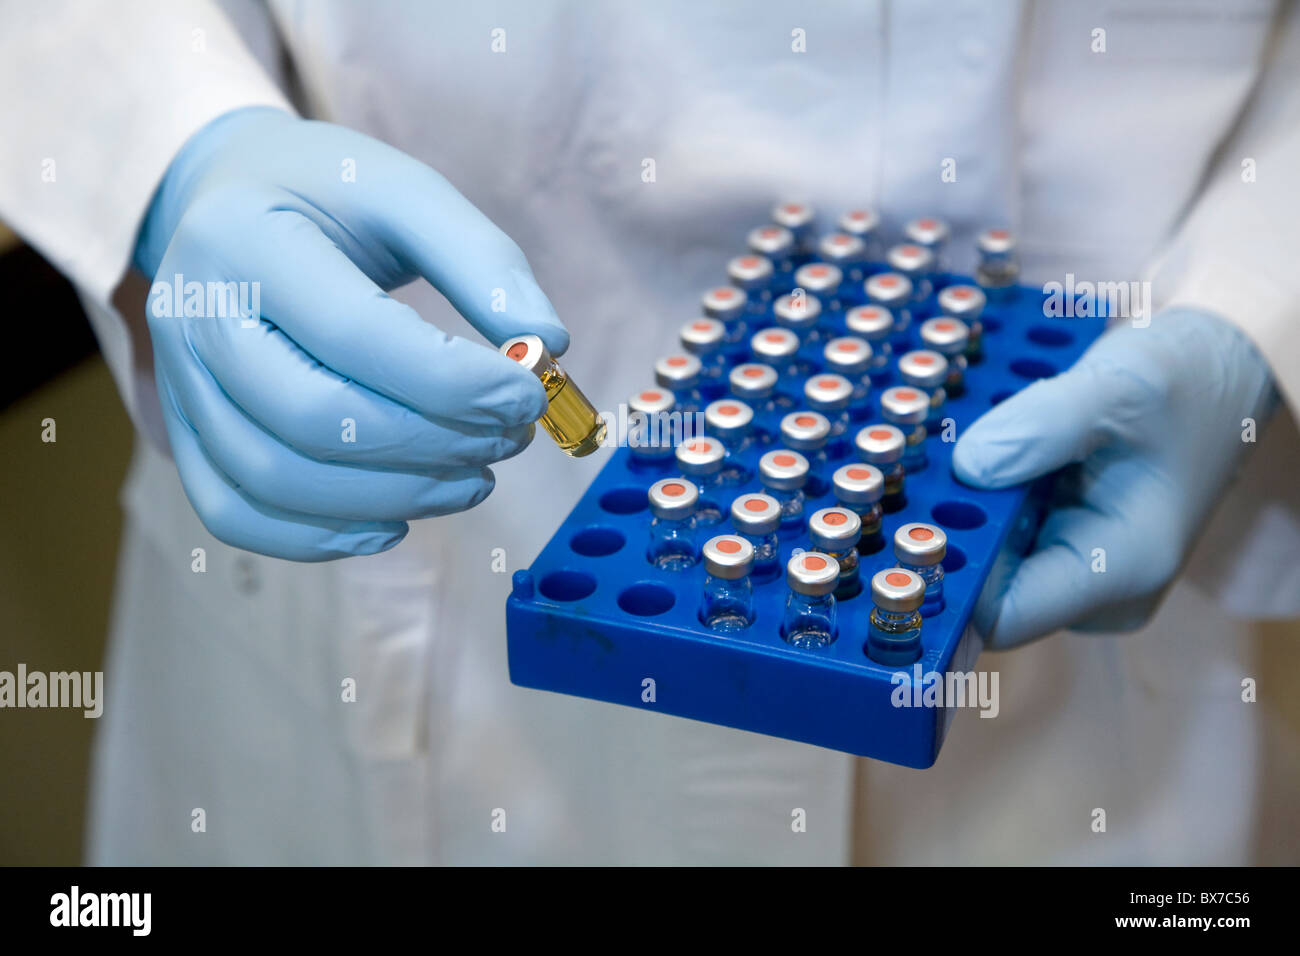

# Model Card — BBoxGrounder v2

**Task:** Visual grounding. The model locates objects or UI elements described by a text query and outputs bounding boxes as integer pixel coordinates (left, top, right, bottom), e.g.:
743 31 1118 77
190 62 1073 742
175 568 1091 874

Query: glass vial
675 436 726 526
780 411 831 470
626 388 676 469
501 334 606 458
879 386 931 474
854 424 907 513
938 283 989 362
846 304 895 373
897 350 949 430
704 399 755 486
782 551 840 649
808 507 863 601
919 317 970 398
654 353 704 415
831 463 885 555
699 534 756 632
730 492 782 586
759 449 810 528
894 522 947 617
646 478 699 571
866 568 925 666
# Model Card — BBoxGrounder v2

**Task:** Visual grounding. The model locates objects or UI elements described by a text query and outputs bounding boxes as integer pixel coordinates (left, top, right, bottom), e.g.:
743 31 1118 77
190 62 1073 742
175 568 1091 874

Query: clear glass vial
654 353 704 415
885 243 936 301
626 388 676 467
646 478 699 571
822 336 873 409
501 334 607 458
817 232 869 285
679 317 728 378
864 272 914 333
699 534 756 632
896 349 949 428
727 254 775 305
937 283 988 361
759 449 810 527
831 463 885 554
780 411 831 469
794 262 844 310
879 386 931 473
747 224 797 275
729 362 782 415
808 506 863 601
750 327 802 378
854 423 907 513
903 216 950 271
674 436 725 527
730 492 782 585
703 400 755 486
894 522 947 617
804 374 854 437
845 304 895 370
975 227 1019 293
866 568 925 666
782 551 840 649
771 200 817 253
919 317 970 397
701 285 749 343
773 291 824 344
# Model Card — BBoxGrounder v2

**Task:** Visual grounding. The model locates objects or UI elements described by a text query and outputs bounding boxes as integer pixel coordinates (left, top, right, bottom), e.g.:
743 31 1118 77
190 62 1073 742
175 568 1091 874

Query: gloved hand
134 107 568 561
953 308 1275 648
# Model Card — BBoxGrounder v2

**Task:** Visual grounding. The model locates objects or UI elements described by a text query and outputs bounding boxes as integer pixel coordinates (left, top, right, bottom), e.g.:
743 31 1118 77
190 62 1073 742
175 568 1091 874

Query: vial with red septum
701 285 749 345
699 534 756 633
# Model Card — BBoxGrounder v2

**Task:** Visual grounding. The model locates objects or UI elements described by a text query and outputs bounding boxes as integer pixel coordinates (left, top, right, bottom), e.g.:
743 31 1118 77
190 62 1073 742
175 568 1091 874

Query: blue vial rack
506 277 1105 768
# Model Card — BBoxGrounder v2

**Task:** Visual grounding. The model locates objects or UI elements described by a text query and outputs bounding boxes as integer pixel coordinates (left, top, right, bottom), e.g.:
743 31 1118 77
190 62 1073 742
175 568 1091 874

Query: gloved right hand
133 107 569 561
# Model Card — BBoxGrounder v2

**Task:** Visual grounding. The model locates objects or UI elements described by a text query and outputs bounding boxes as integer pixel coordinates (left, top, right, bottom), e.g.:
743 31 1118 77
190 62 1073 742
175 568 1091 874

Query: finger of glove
221 209 548 427
156 371 409 561
186 316 535 469
352 153 570 354
953 350 1162 489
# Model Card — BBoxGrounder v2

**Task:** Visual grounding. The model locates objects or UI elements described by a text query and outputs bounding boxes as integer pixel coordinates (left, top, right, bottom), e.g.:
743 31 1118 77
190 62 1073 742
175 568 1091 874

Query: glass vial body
646 479 699 571
501 334 606 457
865 568 925 665
781 552 840 649
699 535 756 633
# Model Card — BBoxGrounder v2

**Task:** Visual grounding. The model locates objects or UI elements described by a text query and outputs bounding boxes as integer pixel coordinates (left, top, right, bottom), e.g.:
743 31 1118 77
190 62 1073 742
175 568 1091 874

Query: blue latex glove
134 107 568 561
953 308 1275 648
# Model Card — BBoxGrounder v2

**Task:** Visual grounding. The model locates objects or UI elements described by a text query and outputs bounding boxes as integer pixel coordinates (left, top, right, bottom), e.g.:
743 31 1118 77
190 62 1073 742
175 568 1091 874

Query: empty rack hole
1009 357 1057 380
942 545 968 574
1026 325 1074 347
617 583 676 617
569 526 626 557
600 487 648 515
537 570 597 602
931 500 987 531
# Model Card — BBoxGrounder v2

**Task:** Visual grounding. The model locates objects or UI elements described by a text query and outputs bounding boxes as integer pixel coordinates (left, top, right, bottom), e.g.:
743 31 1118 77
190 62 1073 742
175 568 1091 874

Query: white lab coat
2 0 1298 864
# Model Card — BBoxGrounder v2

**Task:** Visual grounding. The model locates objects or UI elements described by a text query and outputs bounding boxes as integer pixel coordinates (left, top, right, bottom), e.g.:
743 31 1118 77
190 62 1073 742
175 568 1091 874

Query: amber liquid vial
501 334 607 457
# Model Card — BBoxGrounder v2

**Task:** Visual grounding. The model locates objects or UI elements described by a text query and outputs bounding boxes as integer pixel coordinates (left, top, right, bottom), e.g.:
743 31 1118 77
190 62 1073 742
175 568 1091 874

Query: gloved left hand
953 307 1276 648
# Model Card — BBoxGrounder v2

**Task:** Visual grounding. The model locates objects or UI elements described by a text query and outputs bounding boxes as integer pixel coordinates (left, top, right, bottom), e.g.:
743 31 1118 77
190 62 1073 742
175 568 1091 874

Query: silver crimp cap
787 552 840 596
808 507 862 551
759 449 809 491
647 478 699 520
703 534 755 580
871 568 925 613
894 522 947 566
